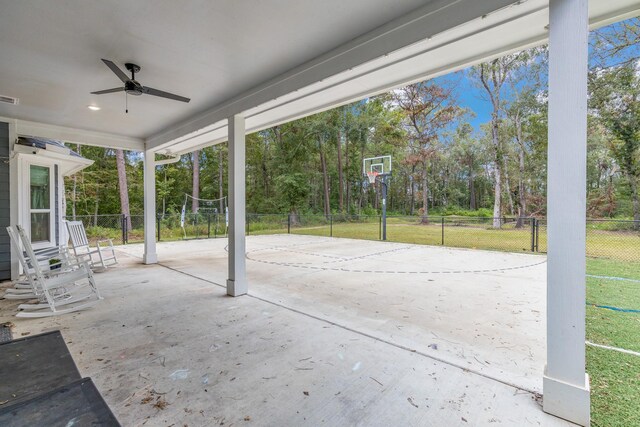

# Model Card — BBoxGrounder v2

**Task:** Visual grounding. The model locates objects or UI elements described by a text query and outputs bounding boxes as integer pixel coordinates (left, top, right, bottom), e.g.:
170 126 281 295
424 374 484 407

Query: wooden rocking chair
6 225 102 318
65 220 118 270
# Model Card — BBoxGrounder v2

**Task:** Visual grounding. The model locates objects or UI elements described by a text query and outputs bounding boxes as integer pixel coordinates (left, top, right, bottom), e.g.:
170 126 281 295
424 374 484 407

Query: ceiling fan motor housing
124 80 143 95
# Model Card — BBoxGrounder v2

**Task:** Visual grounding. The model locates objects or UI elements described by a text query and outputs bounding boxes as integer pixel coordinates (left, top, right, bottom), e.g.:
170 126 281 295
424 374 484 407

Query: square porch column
544 0 590 425
227 114 247 296
143 148 158 264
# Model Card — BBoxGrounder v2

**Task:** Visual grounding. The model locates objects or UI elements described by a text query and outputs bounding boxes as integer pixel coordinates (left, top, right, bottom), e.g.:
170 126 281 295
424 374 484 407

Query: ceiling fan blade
91 87 124 95
142 86 190 103
101 59 130 83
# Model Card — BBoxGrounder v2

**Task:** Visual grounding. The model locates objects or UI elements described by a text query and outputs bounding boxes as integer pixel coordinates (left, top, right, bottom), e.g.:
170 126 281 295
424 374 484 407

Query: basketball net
366 171 379 185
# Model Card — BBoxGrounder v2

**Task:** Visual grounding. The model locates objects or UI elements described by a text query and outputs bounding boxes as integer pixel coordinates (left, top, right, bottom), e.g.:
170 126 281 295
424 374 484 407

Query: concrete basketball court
131 235 549 391
1 235 570 426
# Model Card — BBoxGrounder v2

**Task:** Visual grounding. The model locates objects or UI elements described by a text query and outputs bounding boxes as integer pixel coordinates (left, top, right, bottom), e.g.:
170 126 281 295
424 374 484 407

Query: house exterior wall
0 122 11 281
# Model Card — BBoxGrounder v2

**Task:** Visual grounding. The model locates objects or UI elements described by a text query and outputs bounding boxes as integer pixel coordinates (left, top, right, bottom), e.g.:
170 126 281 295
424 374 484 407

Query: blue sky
440 18 640 134
429 70 493 133
454 75 491 130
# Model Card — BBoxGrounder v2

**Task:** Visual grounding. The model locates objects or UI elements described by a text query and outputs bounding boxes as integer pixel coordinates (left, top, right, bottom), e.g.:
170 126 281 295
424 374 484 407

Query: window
29 165 52 243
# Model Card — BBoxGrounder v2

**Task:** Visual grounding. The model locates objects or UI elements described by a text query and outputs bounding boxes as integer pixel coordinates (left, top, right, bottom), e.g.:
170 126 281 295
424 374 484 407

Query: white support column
544 0 590 426
8 119 19 280
143 148 158 264
227 114 247 296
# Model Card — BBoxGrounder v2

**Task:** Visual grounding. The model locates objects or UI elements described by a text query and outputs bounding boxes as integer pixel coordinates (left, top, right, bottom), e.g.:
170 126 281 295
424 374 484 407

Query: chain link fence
64 213 639 264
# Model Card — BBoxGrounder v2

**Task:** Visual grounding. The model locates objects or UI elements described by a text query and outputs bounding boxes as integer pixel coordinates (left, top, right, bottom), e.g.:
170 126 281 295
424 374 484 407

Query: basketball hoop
366 171 379 185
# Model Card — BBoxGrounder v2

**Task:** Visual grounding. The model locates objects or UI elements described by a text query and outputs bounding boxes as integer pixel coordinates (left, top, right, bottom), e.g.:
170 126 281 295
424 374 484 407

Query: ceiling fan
91 59 190 112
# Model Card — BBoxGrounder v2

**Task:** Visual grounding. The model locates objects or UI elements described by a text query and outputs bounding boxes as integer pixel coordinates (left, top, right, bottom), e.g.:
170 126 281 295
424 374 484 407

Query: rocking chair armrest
28 249 73 267
96 239 115 248
44 257 92 276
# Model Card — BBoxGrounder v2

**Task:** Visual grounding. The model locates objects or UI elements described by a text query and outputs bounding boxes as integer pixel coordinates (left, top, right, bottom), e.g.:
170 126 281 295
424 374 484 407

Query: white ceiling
0 0 638 154
0 0 428 139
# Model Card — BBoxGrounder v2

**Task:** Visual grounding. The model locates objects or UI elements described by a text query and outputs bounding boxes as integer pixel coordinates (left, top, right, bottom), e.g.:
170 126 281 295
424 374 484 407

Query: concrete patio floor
0 235 574 426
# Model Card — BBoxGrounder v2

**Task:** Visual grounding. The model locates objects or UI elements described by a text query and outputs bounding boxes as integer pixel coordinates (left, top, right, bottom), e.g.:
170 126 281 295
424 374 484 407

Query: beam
226 115 247 297
12 119 144 151
143 149 157 264
543 0 590 425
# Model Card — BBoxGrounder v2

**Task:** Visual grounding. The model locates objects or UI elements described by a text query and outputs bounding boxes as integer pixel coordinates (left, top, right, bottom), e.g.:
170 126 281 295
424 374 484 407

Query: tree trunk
336 129 344 213
219 147 224 213
491 116 502 228
191 150 200 213
469 162 477 210
358 141 366 214
421 162 429 224
345 131 350 214
115 149 132 231
503 155 515 216
409 166 416 216
162 170 167 220
630 176 640 228
72 173 77 220
319 143 330 218
72 144 81 220
442 165 449 208
516 146 527 228
93 195 99 228
262 143 270 197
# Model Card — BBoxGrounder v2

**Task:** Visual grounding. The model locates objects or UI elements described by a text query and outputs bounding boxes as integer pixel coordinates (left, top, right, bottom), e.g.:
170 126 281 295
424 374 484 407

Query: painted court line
586 341 640 357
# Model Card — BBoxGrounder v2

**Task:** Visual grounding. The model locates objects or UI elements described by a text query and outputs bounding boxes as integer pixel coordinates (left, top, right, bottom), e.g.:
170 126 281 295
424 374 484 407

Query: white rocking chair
6 225 102 318
3 232 76 300
65 220 118 270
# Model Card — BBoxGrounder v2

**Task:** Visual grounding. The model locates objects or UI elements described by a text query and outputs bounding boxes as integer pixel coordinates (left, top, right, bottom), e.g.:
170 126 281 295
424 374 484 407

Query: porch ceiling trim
8 118 145 151
150 0 640 156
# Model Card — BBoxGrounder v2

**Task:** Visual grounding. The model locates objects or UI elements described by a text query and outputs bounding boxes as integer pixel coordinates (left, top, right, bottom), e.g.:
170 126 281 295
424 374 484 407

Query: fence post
531 218 535 252
157 214 161 242
207 214 211 238
441 217 445 245
379 215 382 240
121 214 127 245
247 215 250 235
287 214 291 234
330 215 333 237
535 219 540 252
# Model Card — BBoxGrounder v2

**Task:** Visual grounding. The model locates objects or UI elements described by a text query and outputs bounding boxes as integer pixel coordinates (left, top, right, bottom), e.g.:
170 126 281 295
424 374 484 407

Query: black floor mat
0 378 120 427
0 330 81 406
0 323 12 343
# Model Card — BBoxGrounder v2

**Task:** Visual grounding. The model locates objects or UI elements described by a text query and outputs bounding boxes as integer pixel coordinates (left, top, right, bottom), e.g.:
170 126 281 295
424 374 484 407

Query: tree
191 150 200 213
115 149 132 231
473 57 517 227
590 63 640 225
505 89 544 227
451 123 484 210
590 18 640 69
392 81 461 222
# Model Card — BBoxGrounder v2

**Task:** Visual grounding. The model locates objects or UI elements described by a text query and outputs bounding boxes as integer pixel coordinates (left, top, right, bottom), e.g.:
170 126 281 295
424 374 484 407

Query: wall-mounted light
87 105 101 111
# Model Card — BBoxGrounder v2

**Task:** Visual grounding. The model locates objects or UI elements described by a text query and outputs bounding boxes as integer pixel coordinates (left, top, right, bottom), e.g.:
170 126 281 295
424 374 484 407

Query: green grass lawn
585 264 640 426
86 217 639 425
588 345 640 427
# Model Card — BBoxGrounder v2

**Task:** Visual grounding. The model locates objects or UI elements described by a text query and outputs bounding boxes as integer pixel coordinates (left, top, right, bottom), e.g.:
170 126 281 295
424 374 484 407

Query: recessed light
88 105 101 111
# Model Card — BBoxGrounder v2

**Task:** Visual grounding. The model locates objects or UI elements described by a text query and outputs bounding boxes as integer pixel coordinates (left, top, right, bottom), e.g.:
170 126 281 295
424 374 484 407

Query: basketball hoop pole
381 174 388 241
